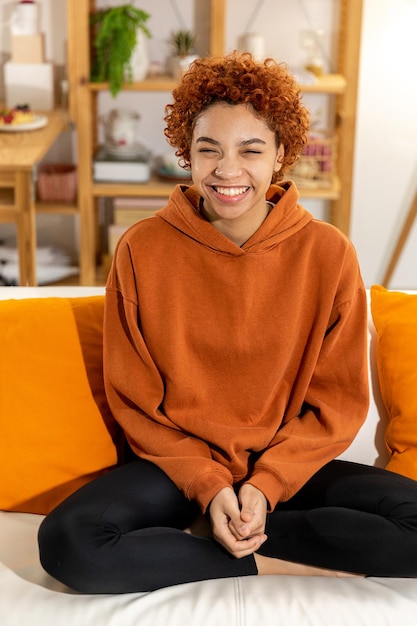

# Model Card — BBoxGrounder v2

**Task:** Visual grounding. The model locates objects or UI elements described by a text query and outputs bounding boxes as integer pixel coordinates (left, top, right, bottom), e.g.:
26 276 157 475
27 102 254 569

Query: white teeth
214 186 249 197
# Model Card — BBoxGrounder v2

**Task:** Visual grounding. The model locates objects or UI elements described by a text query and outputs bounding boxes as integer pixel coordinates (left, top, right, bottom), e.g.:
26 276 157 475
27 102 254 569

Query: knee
38 506 74 580
38 504 107 592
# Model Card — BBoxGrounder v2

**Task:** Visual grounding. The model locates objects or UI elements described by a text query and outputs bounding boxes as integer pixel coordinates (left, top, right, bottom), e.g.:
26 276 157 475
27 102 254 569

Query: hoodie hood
155 181 313 256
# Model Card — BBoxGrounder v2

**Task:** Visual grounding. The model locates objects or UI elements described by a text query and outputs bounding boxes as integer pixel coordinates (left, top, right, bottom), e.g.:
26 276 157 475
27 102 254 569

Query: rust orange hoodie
104 182 369 513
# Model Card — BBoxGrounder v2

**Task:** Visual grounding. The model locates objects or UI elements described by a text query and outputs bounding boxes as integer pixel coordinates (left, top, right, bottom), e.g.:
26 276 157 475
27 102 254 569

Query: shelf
300 74 347 94
35 201 79 214
294 176 341 200
92 175 179 198
88 73 347 96
88 75 177 93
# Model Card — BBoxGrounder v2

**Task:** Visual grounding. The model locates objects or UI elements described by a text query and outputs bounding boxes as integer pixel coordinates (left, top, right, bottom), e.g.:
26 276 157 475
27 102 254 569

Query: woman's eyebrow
241 138 267 146
196 136 220 145
196 137 267 146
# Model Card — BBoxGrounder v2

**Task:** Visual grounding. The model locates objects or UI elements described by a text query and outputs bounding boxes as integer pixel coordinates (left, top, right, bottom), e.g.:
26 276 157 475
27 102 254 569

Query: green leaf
90 5 151 97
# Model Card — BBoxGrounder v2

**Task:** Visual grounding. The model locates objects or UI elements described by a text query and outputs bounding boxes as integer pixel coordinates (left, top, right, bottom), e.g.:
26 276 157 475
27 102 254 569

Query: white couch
1 286 417 626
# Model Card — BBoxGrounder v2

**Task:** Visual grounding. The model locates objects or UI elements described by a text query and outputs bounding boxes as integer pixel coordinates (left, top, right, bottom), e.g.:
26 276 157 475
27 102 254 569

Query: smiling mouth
212 186 250 197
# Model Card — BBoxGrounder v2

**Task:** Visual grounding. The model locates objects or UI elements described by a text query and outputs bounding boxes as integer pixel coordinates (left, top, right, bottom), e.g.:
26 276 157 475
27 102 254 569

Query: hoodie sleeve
248 279 369 511
103 239 233 513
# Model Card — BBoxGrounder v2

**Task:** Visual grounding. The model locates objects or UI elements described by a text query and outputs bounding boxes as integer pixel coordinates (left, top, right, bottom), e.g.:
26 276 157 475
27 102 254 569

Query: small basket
290 132 337 189
37 164 77 203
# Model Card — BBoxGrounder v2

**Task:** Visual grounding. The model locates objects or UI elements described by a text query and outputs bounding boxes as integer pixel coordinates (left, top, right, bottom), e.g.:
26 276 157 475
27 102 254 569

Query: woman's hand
209 485 267 558
235 482 268 539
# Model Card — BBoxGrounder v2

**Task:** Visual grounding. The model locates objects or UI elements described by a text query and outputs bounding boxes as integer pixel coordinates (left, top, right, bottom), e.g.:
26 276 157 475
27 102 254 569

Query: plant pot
169 54 199 79
128 29 149 82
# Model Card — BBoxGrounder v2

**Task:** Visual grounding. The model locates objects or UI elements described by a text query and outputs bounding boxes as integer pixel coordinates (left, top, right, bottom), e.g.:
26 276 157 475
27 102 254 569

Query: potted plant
170 29 196 58
168 29 198 78
90 5 151 97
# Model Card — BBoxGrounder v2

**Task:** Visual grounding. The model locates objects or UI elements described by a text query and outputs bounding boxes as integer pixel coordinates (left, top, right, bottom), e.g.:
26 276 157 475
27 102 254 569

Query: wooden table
0 111 68 285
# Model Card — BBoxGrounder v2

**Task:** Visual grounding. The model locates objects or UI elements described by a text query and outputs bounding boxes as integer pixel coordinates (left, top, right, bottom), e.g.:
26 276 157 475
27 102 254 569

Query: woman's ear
274 144 285 172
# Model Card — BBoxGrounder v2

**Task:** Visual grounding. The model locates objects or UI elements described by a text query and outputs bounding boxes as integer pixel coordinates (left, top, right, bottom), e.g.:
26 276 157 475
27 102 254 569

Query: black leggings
38 458 417 593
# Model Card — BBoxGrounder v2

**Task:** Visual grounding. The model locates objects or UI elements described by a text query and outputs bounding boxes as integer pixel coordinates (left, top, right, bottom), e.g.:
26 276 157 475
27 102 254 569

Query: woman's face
190 102 284 242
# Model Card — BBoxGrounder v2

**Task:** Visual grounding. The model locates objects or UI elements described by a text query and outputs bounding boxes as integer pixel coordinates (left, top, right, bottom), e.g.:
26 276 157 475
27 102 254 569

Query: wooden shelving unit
66 0 362 285
332 0 363 234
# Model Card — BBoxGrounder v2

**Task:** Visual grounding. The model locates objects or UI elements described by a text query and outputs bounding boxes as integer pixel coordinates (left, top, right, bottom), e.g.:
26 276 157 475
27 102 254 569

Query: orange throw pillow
0 296 121 514
370 285 417 480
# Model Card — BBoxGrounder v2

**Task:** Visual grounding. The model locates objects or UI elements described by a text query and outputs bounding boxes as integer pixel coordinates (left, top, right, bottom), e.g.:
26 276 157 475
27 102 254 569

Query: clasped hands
209 484 268 558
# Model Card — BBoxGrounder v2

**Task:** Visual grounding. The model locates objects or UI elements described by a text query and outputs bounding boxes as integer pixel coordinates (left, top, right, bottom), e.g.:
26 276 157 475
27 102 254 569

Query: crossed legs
38 458 417 593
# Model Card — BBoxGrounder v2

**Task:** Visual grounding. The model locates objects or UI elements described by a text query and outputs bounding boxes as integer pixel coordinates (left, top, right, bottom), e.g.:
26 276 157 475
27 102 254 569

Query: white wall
1 0 416 287
350 0 417 289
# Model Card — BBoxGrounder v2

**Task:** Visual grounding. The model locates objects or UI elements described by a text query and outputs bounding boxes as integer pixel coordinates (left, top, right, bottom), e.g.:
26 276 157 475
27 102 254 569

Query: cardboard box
11 34 45 64
4 62 55 110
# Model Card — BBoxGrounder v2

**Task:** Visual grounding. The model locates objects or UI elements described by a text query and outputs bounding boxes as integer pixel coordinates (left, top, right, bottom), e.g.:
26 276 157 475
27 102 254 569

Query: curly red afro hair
164 52 310 183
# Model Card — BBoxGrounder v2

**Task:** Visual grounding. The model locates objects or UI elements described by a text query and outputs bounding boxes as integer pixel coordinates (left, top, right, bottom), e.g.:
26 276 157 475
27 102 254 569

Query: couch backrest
0 286 410 470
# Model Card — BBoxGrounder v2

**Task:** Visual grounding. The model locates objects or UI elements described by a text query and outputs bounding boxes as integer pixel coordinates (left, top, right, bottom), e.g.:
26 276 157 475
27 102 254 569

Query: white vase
237 33 265 61
171 54 199 79
129 29 149 81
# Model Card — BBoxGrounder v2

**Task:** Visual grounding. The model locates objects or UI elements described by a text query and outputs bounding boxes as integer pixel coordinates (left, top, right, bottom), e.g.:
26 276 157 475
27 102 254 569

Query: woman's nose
214 158 242 178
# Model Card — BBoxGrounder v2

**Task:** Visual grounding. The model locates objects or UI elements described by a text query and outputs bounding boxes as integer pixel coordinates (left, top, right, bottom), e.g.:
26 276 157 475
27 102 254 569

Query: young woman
38 53 417 593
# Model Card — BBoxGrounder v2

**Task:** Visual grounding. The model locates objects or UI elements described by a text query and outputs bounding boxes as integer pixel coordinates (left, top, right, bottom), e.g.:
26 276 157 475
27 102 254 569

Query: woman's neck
200 200 273 247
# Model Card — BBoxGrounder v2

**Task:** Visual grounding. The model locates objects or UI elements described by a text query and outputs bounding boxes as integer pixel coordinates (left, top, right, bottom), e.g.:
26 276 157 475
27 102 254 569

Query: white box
93 147 150 183
4 62 54 110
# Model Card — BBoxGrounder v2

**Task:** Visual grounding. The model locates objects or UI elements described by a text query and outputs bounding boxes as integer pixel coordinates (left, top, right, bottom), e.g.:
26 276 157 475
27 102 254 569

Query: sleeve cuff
187 470 234 514
247 466 288 512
